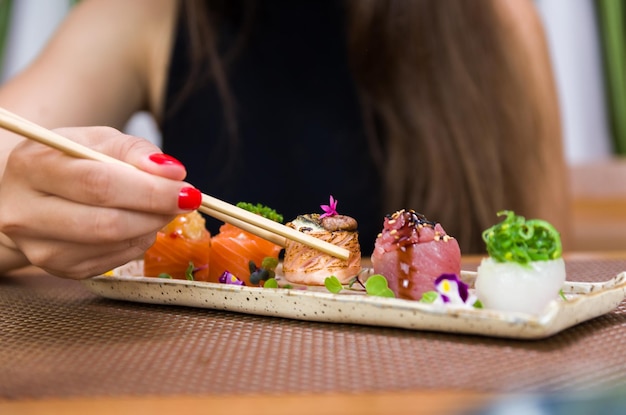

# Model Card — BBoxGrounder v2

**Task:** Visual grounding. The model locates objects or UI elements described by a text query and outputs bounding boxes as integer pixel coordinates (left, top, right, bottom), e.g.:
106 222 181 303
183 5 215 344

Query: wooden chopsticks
0 107 350 260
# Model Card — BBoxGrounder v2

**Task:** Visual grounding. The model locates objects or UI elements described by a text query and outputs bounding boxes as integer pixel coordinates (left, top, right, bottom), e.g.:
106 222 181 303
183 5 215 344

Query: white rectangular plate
82 261 626 339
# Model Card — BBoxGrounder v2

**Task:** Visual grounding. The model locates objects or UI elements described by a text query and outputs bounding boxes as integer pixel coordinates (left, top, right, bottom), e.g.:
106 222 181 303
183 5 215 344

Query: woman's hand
0 126 202 279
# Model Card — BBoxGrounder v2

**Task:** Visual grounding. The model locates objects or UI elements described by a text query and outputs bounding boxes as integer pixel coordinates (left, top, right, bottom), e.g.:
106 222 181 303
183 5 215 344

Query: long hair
177 0 569 253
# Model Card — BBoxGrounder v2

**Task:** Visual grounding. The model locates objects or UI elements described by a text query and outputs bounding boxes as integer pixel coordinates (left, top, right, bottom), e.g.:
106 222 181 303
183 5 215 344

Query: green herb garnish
324 274 395 298
249 257 279 285
365 274 395 298
419 291 438 303
158 273 173 279
324 275 343 293
262 278 293 289
185 262 195 281
261 257 279 270
236 202 283 223
482 210 562 265
263 278 279 288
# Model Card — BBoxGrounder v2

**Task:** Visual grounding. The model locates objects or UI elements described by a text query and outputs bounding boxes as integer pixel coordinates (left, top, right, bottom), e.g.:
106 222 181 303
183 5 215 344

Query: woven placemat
2 258 626 399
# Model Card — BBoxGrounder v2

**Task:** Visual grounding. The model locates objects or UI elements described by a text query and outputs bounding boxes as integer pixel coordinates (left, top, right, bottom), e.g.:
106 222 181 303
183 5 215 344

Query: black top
161 0 383 250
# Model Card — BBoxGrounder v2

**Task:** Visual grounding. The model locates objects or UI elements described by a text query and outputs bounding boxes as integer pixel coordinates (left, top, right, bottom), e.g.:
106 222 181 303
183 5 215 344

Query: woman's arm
0 0 185 277
0 0 176 172
0 0 176 125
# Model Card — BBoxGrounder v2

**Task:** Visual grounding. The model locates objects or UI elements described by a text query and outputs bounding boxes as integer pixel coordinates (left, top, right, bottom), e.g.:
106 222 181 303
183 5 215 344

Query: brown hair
178 0 569 253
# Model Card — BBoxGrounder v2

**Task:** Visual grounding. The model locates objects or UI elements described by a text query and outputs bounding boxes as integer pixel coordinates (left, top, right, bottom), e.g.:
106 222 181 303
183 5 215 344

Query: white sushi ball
475 257 566 315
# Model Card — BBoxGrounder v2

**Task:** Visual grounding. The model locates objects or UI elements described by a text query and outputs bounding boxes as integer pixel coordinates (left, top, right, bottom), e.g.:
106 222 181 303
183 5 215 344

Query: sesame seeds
378 209 452 246
434 232 452 242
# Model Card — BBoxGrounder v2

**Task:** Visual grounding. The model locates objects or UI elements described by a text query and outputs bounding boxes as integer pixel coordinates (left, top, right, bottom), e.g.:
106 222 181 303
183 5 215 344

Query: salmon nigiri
144 211 211 281
209 203 284 286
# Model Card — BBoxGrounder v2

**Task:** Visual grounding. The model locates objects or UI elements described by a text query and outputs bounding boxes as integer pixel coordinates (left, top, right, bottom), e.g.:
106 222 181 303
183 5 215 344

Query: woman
0 0 570 278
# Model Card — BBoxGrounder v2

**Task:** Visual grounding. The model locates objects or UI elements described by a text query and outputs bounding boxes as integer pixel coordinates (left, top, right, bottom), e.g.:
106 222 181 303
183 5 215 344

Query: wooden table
2 252 626 415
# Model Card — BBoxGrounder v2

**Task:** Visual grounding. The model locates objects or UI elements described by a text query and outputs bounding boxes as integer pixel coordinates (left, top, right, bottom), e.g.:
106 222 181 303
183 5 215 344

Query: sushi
208 222 283 285
475 210 565 314
282 196 361 285
370 209 461 301
208 203 284 286
143 210 211 281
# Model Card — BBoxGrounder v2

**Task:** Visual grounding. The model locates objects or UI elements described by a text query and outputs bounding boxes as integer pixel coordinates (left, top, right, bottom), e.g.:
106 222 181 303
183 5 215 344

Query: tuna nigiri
144 210 211 281
208 203 284 286
371 209 461 301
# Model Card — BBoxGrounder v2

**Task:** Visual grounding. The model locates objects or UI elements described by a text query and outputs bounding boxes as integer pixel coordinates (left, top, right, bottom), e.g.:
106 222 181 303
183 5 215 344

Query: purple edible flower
433 273 476 306
219 271 244 286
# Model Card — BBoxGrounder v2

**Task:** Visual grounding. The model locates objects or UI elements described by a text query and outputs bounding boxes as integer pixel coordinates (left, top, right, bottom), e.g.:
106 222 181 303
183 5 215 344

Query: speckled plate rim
82 261 626 340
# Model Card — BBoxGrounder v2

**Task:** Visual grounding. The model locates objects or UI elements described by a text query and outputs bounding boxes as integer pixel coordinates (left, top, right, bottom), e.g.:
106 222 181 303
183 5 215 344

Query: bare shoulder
0 0 177 128
54 0 178 115
59 0 176 53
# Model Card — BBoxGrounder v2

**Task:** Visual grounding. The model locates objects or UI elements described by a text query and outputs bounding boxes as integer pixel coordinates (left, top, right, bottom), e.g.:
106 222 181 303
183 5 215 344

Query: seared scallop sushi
282 197 361 285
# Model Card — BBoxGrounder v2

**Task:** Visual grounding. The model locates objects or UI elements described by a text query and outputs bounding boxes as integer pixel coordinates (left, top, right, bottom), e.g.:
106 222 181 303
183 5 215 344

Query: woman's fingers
2 195 174 243
10 130 198 214
56 126 188 181
0 126 201 278
26 155 198 214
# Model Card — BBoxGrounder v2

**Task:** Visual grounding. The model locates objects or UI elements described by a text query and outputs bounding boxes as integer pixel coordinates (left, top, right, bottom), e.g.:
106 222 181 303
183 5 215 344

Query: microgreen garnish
261 257 279 270
348 276 365 290
420 274 480 308
559 289 567 301
420 291 438 304
185 262 195 281
482 210 562 265
263 278 279 288
324 275 343 293
262 278 293 289
236 202 283 223
320 195 339 218
364 275 395 298
249 257 279 285
324 274 395 298
158 273 173 279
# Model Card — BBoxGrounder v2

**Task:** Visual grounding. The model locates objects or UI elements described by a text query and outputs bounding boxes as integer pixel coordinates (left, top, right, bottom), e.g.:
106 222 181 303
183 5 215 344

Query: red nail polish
149 153 184 167
178 187 202 210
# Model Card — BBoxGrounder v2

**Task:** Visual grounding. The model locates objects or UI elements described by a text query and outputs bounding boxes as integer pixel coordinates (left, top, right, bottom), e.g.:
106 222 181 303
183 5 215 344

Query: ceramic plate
82 261 626 339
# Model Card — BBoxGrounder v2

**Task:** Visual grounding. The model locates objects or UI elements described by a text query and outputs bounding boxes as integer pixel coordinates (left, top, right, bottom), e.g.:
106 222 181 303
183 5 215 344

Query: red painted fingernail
149 153 184 167
178 187 202 210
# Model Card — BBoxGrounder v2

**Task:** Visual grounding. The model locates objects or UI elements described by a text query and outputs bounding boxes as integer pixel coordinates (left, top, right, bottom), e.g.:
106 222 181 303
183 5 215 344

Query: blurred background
0 0 624 251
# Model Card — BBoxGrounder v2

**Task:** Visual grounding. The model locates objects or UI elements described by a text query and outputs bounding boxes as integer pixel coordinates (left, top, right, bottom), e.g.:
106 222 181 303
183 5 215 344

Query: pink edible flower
320 195 339 218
